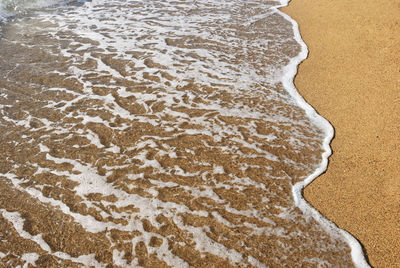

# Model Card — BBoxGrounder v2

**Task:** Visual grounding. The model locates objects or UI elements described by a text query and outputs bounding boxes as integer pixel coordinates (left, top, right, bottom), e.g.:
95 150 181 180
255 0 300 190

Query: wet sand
282 0 400 267
0 1 357 266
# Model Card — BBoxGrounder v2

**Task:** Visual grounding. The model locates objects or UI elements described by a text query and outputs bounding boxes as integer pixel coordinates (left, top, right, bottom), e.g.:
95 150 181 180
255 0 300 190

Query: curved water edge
0 0 370 265
277 0 370 267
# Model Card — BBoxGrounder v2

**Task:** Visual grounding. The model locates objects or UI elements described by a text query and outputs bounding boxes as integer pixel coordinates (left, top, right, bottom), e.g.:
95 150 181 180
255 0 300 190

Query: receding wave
0 0 361 266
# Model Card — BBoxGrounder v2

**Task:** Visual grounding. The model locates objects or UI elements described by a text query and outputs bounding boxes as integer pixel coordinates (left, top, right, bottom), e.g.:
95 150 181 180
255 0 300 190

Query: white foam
21 253 40 268
0 208 104 266
0 0 371 265
0 209 51 252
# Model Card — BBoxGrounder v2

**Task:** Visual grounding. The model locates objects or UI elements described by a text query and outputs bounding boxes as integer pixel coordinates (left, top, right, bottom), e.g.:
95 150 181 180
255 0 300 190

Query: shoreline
276 2 368 266
0 0 363 266
282 0 400 267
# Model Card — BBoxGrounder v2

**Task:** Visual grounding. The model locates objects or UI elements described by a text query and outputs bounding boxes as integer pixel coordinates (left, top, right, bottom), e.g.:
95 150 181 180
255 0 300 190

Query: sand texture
282 0 400 267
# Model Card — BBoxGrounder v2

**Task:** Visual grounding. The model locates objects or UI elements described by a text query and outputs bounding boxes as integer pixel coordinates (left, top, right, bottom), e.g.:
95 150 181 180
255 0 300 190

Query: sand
282 0 400 267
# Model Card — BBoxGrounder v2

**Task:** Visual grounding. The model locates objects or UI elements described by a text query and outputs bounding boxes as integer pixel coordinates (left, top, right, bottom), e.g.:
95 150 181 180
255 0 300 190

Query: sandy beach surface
282 0 400 267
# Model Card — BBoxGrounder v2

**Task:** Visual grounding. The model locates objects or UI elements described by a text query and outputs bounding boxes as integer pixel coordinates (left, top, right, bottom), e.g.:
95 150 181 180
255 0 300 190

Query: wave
0 0 370 266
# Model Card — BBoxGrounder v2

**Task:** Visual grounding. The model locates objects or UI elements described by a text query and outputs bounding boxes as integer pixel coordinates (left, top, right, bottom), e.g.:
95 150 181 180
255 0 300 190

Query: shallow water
0 0 354 266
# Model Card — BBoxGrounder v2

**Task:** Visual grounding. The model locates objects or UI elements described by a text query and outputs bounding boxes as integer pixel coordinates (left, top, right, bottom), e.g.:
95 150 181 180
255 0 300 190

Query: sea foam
0 0 370 266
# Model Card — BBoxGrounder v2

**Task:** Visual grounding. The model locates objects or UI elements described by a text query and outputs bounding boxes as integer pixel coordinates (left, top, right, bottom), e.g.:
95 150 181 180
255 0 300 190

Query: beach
0 0 362 266
282 0 400 267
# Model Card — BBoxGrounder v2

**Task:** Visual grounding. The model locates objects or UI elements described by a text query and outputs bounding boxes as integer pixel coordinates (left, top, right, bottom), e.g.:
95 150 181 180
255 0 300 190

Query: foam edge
274 1 370 267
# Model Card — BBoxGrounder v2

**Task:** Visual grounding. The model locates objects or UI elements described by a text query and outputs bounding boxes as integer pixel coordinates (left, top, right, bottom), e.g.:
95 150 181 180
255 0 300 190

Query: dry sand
282 0 400 267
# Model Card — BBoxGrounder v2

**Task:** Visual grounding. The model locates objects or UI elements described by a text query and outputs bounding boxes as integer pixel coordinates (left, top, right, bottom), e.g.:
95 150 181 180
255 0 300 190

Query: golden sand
282 0 400 267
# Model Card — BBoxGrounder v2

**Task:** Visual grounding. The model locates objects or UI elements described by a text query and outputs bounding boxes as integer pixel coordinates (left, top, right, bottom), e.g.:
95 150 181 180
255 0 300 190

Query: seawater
0 0 368 266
